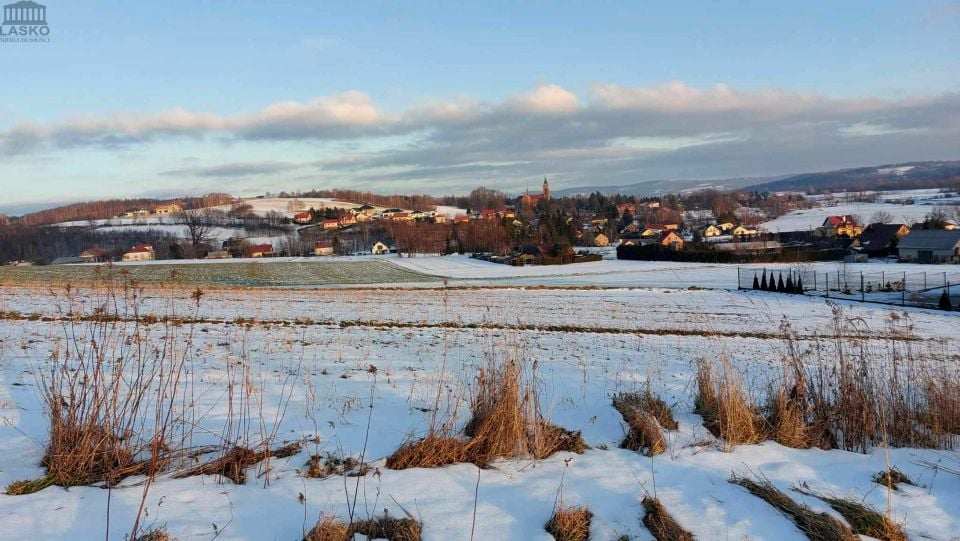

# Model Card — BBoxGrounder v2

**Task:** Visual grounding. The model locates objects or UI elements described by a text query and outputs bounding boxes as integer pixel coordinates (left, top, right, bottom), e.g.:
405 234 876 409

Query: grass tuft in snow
5 475 54 496
612 391 676 456
871 468 917 491
795 488 907 541
731 475 857 541
694 358 766 451
387 356 585 469
641 496 694 541
545 505 592 541
176 442 301 484
304 453 370 479
303 511 422 541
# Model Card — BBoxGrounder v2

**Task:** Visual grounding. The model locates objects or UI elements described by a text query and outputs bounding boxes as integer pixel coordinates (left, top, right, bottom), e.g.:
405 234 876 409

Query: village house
122 209 151 218
293 211 313 224
822 215 862 237
338 214 357 226
371 241 391 255
659 230 684 250
314 240 334 256
122 244 155 262
620 222 641 236
479 209 499 220
897 229 960 263
851 223 910 256
433 215 447 224
243 243 274 258
702 224 723 237
321 218 340 230
731 225 759 238
593 233 610 247
716 222 735 233
453 215 471 224
390 212 415 222
616 202 637 216
79 248 108 263
153 203 183 215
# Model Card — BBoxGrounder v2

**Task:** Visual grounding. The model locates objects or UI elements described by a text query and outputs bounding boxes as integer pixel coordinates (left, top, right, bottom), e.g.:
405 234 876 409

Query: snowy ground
759 202 952 233
0 264 957 540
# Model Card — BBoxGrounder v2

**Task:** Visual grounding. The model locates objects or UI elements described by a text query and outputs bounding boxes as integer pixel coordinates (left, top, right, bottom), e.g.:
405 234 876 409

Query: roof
898 229 960 251
126 244 154 254
80 248 107 256
857 223 907 249
824 215 857 227
315 240 333 248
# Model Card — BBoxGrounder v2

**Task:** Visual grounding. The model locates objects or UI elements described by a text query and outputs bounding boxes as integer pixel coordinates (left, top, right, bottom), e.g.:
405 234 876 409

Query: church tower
542 177 550 201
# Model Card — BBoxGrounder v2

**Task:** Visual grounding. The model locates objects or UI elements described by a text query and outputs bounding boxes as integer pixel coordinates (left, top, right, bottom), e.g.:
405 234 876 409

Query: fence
737 267 960 310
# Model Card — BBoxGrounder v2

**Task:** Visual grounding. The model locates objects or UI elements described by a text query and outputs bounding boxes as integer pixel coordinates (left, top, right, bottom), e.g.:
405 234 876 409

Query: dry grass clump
385 435 471 469
730 475 857 541
545 505 592 541
5 475 54 496
32 281 192 494
305 453 370 478
387 357 585 469
641 496 694 541
872 468 917 491
795 490 906 541
304 512 422 541
176 442 301 484
612 391 676 456
303 515 350 541
694 359 766 451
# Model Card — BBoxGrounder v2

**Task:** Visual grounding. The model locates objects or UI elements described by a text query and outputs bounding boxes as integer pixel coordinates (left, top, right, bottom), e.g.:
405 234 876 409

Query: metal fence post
902 272 906 306
861 272 864 302
825 274 829 298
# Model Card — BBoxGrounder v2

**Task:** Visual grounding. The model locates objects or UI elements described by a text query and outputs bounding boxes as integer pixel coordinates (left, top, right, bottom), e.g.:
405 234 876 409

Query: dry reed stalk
641 496 694 541
731 475 857 541
545 505 592 541
694 359 765 450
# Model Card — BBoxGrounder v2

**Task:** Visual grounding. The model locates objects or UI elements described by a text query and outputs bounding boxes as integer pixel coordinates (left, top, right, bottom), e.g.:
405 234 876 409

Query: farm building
122 244 155 262
243 244 275 258
371 241 391 255
314 240 334 256
79 248 108 263
897 229 960 263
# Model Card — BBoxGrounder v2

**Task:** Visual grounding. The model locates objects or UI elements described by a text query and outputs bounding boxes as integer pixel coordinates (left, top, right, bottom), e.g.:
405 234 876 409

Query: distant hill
745 161 960 194
554 176 776 197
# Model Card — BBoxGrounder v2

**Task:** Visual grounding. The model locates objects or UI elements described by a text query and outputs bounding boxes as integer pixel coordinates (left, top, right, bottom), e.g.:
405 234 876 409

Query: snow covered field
0 263 957 540
759 203 949 233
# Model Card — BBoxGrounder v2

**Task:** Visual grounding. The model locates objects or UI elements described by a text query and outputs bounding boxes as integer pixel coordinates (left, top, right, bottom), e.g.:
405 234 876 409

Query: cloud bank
3 81 959 191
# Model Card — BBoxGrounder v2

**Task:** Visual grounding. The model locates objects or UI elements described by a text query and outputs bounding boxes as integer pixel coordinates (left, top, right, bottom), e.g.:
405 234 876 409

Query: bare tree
869 210 893 224
177 210 215 250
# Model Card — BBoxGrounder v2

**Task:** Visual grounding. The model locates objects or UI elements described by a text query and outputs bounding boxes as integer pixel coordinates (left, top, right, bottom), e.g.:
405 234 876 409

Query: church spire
542 177 550 200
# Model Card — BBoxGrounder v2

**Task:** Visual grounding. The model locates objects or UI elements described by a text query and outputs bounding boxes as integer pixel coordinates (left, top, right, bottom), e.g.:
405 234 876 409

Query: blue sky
1 0 959 213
